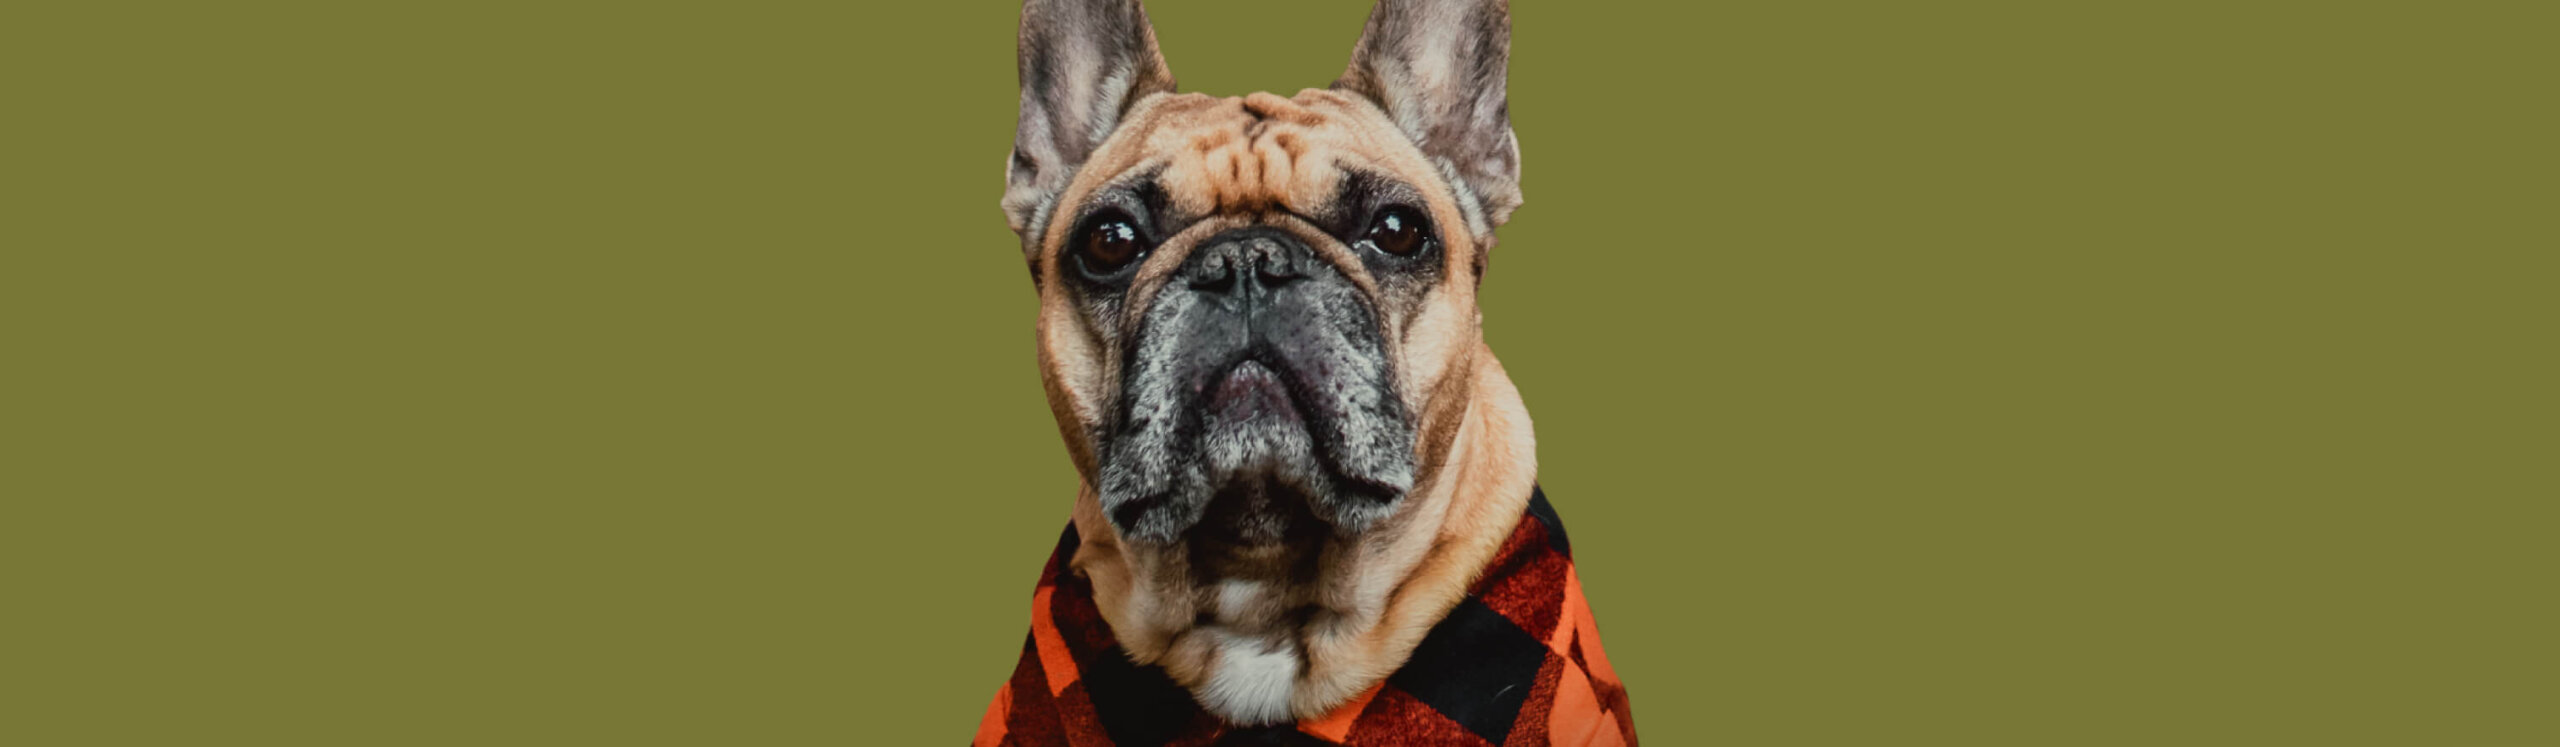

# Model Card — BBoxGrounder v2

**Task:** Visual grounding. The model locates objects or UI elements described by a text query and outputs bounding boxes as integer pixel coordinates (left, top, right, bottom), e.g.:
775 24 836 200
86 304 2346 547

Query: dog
974 1 1634 744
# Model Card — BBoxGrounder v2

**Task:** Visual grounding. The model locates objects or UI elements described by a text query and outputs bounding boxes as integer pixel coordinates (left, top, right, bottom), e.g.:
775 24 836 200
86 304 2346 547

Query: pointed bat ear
1334 0 1522 231
1002 0 1178 248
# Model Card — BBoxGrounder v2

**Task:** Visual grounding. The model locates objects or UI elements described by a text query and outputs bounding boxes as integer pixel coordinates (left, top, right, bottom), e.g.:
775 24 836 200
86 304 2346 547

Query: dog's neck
1065 344 1537 724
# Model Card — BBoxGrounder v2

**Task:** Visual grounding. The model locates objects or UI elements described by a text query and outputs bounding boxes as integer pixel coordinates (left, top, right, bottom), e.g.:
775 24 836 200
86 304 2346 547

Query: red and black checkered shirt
973 487 1636 746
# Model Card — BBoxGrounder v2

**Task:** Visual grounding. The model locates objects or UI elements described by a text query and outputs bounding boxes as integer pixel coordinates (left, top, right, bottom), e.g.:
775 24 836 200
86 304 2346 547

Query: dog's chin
1195 361 1316 531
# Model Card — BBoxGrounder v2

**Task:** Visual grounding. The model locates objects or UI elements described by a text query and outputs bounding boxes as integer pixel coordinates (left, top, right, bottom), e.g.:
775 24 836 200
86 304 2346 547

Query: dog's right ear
1003 0 1178 245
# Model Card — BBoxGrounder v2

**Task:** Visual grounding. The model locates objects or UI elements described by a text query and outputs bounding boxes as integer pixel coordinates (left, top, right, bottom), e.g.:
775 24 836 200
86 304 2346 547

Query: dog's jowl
975 1 1635 744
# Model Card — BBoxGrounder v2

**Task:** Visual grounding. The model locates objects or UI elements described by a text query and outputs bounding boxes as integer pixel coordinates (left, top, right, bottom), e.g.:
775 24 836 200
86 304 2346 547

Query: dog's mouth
1189 358 1321 548
1098 347 1414 546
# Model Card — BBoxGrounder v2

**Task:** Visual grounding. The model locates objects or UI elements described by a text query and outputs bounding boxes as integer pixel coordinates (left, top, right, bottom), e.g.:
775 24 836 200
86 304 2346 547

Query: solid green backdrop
5 1 2553 745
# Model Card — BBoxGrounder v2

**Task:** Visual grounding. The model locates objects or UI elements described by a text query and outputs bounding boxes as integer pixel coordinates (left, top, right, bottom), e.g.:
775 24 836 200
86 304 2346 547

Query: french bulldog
978 1 1633 743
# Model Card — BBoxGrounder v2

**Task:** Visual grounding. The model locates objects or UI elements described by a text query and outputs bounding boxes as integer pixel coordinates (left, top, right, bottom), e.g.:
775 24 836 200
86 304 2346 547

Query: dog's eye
1361 206 1433 257
1077 211 1146 273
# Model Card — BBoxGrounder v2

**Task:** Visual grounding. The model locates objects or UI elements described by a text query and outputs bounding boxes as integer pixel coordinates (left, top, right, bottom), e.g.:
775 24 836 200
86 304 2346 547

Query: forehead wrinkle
1148 94 1346 219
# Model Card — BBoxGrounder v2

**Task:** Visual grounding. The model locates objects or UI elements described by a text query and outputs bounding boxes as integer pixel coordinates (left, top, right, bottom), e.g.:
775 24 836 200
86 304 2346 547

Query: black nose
1183 228 1315 302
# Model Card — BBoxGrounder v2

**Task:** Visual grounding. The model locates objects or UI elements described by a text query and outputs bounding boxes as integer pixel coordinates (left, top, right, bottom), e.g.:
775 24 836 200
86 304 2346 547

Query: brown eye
1363 206 1432 256
1078 212 1144 273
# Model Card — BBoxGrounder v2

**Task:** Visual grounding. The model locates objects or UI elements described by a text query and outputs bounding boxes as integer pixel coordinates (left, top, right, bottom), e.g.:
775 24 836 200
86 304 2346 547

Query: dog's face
1035 90 1479 554
1007 0 1519 550
1002 0 1524 722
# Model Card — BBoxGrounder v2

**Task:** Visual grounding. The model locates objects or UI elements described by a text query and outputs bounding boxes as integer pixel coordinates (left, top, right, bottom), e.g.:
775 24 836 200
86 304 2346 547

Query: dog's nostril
1185 231 1315 297
1256 263 1303 286
1254 250 1306 285
1190 258 1238 293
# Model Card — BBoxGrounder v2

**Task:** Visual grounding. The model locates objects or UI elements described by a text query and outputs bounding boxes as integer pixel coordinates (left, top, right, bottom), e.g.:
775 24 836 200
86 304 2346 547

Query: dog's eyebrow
1319 168 1428 237
1091 164 1165 203
1064 165 1179 239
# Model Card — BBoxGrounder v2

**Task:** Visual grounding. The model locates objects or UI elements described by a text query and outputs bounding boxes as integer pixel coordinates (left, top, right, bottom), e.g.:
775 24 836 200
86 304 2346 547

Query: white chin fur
1197 631 1301 725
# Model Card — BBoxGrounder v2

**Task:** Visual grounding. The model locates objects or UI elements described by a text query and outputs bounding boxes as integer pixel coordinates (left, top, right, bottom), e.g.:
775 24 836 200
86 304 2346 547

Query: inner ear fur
1004 0 1178 251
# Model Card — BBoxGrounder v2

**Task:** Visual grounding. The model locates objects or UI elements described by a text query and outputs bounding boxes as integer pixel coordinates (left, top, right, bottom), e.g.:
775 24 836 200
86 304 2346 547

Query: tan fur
1035 88 1537 720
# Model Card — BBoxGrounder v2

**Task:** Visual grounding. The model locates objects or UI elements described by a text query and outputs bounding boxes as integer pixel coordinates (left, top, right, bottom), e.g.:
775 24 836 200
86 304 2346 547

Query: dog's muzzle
1096 227 1416 545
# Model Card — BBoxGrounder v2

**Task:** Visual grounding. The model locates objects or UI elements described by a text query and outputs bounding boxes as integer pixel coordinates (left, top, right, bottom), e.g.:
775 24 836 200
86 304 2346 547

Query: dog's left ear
1335 0 1522 230
1003 0 1179 243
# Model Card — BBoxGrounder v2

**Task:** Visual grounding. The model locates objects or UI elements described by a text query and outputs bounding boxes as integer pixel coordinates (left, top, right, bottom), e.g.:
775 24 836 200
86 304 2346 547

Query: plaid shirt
973 487 1636 746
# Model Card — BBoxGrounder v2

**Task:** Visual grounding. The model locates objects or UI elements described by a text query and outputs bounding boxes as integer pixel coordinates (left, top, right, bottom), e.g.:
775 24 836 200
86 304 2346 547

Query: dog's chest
976 489 1640 745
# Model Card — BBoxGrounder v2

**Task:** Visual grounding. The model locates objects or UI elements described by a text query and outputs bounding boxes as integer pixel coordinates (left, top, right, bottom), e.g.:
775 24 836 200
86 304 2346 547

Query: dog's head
1007 0 1519 551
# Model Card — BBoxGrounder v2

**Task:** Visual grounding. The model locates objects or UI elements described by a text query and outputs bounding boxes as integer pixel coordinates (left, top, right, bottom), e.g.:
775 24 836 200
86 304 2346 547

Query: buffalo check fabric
972 487 1636 746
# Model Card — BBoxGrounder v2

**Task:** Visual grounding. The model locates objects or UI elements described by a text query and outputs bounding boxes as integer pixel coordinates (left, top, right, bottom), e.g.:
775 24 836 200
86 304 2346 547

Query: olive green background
5 1 2554 745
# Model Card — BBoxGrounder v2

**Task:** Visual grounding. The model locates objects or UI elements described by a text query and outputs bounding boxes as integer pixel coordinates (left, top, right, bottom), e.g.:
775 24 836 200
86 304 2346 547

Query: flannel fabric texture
973 487 1635 746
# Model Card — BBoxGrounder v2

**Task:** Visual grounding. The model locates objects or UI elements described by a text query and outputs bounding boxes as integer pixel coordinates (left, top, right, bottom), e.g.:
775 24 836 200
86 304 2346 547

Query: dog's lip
1206 359 1300 422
